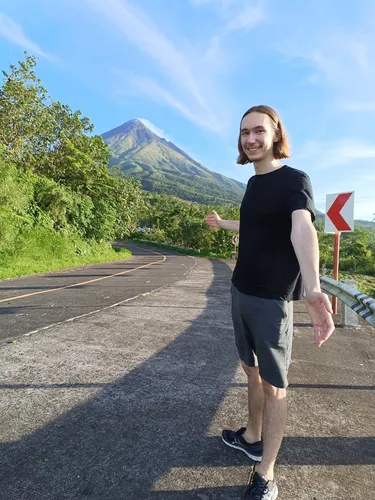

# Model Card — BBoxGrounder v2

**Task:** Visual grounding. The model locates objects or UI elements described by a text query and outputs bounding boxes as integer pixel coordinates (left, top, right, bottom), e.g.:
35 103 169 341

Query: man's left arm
291 210 335 346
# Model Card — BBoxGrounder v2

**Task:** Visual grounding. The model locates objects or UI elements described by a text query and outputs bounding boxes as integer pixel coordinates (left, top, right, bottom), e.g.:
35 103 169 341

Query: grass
338 272 375 298
0 228 132 280
323 267 375 297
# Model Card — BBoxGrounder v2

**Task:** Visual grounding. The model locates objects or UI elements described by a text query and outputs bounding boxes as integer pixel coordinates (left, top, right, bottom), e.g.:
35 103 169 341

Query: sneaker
244 471 278 500
221 427 263 461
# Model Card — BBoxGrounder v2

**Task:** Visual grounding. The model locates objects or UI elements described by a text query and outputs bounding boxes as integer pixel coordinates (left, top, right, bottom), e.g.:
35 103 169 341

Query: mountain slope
102 119 246 205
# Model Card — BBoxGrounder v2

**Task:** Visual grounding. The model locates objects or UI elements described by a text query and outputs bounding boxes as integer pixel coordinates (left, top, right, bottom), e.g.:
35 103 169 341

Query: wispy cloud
337 101 375 113
295 138 375 170
275 17 375 114
0 12 55 61
138 118 170 140
85 0 222 132
117 72 222 133
191 0 266 32
226 3 265 32
190 0 235 9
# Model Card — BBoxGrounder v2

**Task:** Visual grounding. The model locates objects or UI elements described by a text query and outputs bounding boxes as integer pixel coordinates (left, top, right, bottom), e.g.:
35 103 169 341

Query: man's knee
241 361 260 379
261 378 287 398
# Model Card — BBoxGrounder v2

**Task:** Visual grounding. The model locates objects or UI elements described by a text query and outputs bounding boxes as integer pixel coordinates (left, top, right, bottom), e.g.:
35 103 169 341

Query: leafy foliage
0 53 145 276
319 227 375 275
135 193 239 256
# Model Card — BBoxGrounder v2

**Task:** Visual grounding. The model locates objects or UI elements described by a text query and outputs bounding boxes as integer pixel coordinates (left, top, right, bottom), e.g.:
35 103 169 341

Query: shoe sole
221 435 262 462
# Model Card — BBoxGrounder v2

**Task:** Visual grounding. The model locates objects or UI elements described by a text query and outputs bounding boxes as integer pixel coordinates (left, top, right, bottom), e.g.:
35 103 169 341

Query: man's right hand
304 291 335 347
206 210 222 230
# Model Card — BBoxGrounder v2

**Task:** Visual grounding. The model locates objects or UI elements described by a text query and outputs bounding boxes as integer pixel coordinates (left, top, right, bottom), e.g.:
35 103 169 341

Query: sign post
324 192 354 313
333 230 340 289
231 234 239 260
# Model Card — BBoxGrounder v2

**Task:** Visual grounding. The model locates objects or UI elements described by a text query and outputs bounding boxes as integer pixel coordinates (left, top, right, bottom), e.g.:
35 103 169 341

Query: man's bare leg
256 379 287 481
241 362 264 443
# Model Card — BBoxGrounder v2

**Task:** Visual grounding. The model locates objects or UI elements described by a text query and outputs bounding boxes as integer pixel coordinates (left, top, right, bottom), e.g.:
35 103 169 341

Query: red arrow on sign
327 192 352 231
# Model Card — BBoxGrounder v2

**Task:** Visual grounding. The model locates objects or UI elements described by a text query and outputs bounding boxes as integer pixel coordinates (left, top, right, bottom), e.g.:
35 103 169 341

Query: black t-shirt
231 165 315 301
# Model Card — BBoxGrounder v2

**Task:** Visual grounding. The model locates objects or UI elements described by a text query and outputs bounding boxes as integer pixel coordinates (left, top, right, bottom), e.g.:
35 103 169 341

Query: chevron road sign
324 191 355 313
324 192 354 233
231 235 239 245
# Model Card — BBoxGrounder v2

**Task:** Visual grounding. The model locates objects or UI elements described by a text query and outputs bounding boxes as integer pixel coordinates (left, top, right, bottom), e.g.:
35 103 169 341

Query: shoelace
235 427 248 445
245 480 269 500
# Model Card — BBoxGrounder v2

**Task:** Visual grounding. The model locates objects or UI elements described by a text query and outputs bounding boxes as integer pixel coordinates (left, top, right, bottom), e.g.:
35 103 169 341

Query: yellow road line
0 248 166 304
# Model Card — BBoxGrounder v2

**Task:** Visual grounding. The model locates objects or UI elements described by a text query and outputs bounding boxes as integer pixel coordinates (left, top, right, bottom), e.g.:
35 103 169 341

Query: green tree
0 54 49 160
0 53 110 184
0 53 146 243
0 155 33 251
340 228 373 273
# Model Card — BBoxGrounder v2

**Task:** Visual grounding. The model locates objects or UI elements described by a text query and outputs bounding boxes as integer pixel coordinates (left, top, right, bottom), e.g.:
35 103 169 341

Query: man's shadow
0 259 249 500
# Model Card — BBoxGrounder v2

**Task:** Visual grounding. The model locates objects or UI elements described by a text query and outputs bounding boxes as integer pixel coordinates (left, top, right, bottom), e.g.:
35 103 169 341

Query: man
206 105 335 499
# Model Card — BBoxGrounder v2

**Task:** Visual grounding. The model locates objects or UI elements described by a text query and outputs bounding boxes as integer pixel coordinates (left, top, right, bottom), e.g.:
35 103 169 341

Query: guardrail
320 276 375 328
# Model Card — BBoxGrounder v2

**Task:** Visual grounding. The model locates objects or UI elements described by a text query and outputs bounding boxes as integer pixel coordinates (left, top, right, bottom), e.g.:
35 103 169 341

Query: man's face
240 112 277 162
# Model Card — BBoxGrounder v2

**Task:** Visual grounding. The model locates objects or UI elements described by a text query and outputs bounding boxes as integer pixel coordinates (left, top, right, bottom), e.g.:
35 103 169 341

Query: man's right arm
206 211 240 233
218 219 240 232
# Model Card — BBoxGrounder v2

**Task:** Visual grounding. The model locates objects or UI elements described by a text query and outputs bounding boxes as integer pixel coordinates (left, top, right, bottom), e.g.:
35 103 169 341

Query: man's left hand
304 291 335 347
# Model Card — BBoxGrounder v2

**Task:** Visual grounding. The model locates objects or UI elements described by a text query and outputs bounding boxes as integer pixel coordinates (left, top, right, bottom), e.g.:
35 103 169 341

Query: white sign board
324 192 354 233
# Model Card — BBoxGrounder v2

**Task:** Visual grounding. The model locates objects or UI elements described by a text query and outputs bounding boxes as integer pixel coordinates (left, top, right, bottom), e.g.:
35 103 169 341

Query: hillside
355 219 375 228
102 119 246 205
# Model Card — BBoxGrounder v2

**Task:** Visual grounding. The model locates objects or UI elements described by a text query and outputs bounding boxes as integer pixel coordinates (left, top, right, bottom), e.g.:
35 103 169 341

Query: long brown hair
237 105 291 164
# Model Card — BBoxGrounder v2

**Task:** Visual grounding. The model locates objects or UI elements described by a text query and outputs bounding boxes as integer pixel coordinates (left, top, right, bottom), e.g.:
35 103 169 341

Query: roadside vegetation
0 54 142 278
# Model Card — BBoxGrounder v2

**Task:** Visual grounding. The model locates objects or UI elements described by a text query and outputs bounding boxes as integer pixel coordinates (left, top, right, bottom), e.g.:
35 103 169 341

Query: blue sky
1 0 375 220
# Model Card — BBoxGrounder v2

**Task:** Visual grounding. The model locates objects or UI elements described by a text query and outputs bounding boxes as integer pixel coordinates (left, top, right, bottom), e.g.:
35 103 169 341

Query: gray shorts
231 284 294 388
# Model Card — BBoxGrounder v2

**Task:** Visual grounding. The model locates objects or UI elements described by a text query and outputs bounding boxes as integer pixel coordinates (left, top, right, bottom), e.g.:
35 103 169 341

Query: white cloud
202 36 222 68
190 0 236 9
85 0 222 133
275 17 375 115
122 74 222 133
138 118 169 140
337 101 375 113
226 3 265 31
295 138 375 170
191 0 265 32
0 12 55 61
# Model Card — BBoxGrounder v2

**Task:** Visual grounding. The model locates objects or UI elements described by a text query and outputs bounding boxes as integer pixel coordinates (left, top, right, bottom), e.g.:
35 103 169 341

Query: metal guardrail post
341 279 359 328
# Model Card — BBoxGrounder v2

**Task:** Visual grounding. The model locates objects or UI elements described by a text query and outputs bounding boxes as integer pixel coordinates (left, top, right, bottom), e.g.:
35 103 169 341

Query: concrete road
0 246 374 499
